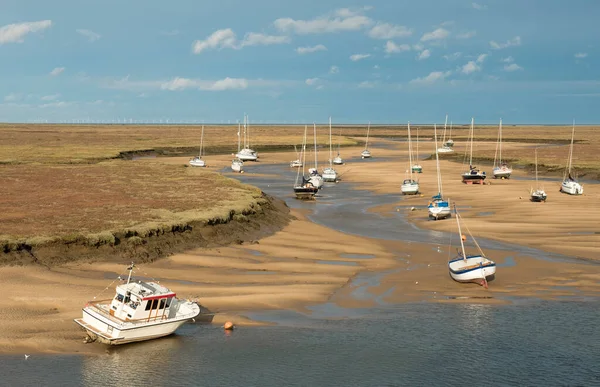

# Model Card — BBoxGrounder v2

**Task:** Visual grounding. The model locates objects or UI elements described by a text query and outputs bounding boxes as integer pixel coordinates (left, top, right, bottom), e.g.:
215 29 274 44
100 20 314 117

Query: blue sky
0 0 598 124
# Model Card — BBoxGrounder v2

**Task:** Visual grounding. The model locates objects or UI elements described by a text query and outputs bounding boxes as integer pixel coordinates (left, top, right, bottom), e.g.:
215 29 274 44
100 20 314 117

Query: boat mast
449 121 453 141
493 119 501 168
499 118 503 165
365 122 370 150
247 115 251 150
337 127 342 156
313 123 318 170
434 124 443 196
469 117 474 167
237 122 241 152
243 114 247 149
329 117 333 167
454 206 467 262
199 125 204 158
407 122 413 180
296 125 308 186
568 120 575 177
415 126 419 164
535 147 539 189
442 114 448 144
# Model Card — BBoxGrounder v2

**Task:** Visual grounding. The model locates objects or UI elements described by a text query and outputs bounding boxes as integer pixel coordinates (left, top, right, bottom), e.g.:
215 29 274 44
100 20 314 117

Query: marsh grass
0 160 266 251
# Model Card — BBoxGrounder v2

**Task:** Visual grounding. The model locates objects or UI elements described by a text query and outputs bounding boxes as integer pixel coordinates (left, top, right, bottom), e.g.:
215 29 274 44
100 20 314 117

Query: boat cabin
108 281 177 322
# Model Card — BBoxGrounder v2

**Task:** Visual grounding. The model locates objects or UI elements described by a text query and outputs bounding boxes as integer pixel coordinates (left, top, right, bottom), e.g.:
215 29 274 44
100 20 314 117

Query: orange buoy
461 234 467 242
223 321 235 331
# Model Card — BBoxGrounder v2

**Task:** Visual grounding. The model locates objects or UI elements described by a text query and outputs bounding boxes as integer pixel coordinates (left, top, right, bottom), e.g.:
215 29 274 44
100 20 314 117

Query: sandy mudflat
1 138 599 355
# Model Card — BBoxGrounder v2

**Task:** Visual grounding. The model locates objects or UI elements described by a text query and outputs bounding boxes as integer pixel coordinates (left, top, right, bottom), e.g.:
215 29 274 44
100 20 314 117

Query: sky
0 0 598 124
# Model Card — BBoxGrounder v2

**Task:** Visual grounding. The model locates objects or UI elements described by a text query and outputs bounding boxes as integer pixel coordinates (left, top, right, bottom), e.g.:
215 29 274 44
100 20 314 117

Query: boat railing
86 300 198 326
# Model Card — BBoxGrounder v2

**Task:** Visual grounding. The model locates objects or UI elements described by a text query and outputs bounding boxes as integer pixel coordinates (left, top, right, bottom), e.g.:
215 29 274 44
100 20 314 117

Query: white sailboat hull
560 180 583 195
361 150 372 158
493 166 512 179
322 168 338 182
437 147 454 154
236 152 257 161
401 182 419 195
309 175 324 188
448 256 496 284
75 301 200 345
231 161 243 172
332 157 343 165
428 206 451 220
189 158 206 167
290 160 302 168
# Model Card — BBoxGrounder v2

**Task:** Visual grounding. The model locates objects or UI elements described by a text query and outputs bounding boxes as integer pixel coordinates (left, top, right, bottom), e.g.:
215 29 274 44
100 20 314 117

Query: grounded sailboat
461 117 487 184
438 115 454 154
290 145 303 168
428 124 451 220
189 125 207 167
294 125 318 200
361 122 372 158
560 121 583 195
445 121 455 148
308 123 324 189
401 122 419 195
236 114 258 162
74 263 200 345
530 147 547 202
411 125 422 173
322 117 338 182
231 122 244 173
333 125 344 165
492 118 512 179
448 205 496 287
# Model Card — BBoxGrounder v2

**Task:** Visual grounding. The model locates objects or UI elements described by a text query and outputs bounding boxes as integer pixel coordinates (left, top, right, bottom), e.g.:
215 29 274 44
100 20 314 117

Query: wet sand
1 138 599 354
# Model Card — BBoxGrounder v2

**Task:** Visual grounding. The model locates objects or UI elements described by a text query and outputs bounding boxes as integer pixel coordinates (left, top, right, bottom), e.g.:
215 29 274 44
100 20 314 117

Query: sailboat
322 117 338 182
361 122 372 158
308 123 324 189
445 120 454 148
530 147 547 202
560 121 584 195
461 117 487 184
290 145 303 168
333 125 344 165
492 118 512 179
189 125 207 167
294 125 318 200
236 114 258 161
231 122 244 173
401 122 420 195
428 124 451 220
411 125 422 173
448 205 496 287
438 115 454 154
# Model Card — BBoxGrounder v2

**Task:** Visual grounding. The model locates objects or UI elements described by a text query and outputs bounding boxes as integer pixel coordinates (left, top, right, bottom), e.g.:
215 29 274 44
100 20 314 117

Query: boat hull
411 165 422 173
75 302 200 345
309 175 324 189
332 157 344 165
361 150 371 159
560 181 583 195
448 255 496 285
189 159 206 167
493 167 512 179
236 153 257 162
401 182 419 195
437 147 454 154
294 186 318 200
322 168 337 182
231 162 243 173
530 190 547 202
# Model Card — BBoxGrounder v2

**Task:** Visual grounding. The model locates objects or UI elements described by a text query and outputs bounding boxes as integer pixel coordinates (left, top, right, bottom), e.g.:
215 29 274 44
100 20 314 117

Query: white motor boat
231 158 244 173
189 156 206 167
560 121 583 195
448 205 496 287
74 263 200 345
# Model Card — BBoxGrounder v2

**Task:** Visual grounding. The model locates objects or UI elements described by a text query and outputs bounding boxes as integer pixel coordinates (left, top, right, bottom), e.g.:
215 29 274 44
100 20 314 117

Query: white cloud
0 20 52 44
417 49 431 60
329 65 339 74
461 61 481 74
305 77 320 85
457 31 476 39
240 32 290 47
350 53 371 61
476 54 487 63
502 56 514 63
412 43 424 51
385 41 410 54
368 23 412 39
192 29 289 53
504 63 523 72
160 77 249 91
472 3 487 10
409 71 451 85
443 52 461 61
420 28 449 42
296 44 327 54
3 93 20 102
76 29 101 42
49 67 65 76
358 81 375 88
490 36 521 50
40 101 71 108
274 8 372 34
41 94 60 101
574 52 588 59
